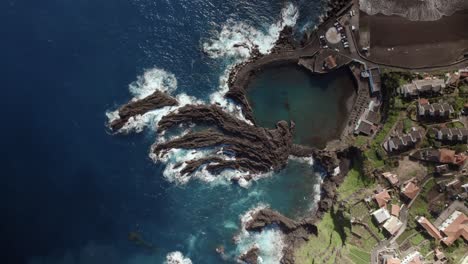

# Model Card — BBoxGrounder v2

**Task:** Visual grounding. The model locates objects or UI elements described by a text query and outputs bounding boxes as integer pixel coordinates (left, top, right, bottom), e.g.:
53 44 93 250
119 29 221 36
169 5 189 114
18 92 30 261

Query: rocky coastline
107 0 359 262
108 90 178 131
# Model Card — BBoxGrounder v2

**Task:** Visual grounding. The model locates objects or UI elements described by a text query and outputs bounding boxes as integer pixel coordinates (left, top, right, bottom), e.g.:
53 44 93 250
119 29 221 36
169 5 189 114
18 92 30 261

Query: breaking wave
203 3 299 59
129 68 177 99
205 2 299 123
233 204 286 264
106 67 202 134
164 251 192 264
106 3 301 186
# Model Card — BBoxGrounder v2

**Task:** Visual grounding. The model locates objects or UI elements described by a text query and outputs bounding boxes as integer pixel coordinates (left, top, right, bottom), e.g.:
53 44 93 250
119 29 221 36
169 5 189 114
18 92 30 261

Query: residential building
374 189 391 208
383 216 403 236
418 100 454 120
417 216 443 240
383 172 399 186
410 148 468 166
438 210 468 246
383 128 423 153
355 119 376 136
372 207 391 224
391 204 400 217
400 78 445 97
401 180 420 201
384 257 401 264
436 127 468 143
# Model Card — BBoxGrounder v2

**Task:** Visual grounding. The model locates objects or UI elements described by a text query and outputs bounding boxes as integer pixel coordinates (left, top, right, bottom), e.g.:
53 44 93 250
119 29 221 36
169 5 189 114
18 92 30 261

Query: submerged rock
239 246 260 264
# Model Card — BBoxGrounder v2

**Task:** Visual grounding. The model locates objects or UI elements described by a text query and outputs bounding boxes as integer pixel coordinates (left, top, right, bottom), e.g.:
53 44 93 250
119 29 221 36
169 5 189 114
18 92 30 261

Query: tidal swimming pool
247 64 356 148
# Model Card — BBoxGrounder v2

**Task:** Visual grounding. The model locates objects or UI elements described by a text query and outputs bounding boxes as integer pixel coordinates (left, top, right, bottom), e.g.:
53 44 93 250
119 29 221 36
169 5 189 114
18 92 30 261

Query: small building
383 172 399 186
400 78 445 98
435 164 449 174
324 55 337 70
384 257 401 264
391 204 401 217
401 180 420 201
417 216 443 240
355 119 376 136
374 189 391 208
383 128 423 153
438 210 468 246
383 216 403 236
436 127 468 143
434 248 446 262
418 101 454 120
372 207 391 224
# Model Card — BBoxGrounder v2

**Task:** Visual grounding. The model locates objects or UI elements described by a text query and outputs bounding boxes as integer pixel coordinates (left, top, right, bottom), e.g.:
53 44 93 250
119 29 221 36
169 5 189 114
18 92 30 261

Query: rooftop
372 207 391 224
374 189 391 208
439 210 468 246
417 216 443 240
383 172 399 186
391 204 400 217
383 216 403 235
401 181 420 200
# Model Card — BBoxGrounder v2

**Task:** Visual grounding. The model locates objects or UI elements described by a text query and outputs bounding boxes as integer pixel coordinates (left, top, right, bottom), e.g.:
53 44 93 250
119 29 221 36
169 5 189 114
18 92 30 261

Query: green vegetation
396 229 417 245
348 245 371 264
446 121 465 128
295 162 377 264
354 135 368 148
409 233 425 246
403 118 414 133
294 211 349 264
338 167 373 200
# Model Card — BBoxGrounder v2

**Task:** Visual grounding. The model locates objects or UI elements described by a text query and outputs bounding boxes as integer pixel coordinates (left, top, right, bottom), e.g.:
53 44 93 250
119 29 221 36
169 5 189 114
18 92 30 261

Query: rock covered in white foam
164 251 192 264
129 68 177 99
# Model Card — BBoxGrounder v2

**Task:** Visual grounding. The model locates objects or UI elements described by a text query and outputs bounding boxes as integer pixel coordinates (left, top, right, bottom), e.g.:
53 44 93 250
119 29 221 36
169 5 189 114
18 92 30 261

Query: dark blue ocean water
1 1 325 263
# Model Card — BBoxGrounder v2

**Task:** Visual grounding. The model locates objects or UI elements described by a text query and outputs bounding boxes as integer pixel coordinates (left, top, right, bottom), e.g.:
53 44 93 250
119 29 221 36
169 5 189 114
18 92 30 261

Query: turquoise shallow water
247 64 356 148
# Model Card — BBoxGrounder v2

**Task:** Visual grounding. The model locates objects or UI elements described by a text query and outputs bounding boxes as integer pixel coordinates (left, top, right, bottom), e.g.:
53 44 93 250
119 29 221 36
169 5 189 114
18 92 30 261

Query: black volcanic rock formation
154 104 296 177
245 208 318 264
239 247 260 264
109 90 178 131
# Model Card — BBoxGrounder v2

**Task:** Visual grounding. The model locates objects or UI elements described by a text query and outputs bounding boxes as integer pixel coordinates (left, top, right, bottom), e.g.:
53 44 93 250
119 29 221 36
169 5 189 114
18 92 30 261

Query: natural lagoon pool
247 64 356 148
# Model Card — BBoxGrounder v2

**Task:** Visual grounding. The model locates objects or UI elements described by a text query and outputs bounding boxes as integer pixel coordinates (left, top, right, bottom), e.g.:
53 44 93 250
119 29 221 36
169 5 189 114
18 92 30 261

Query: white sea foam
203 3 299 59
108 3 301 184
164 251 192 264
234 204 286 264
107 67 204 134
129 68 177 99
204 3 299 122
288 155 314 166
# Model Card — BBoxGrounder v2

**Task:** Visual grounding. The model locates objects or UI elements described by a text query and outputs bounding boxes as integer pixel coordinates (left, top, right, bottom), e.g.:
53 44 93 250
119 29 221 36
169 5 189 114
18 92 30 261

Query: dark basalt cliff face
154 104 297 176
109 90 178 131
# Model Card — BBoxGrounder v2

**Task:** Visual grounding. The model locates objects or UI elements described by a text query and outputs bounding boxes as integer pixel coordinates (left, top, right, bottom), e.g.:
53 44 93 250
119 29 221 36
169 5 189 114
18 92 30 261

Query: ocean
0 0 327 263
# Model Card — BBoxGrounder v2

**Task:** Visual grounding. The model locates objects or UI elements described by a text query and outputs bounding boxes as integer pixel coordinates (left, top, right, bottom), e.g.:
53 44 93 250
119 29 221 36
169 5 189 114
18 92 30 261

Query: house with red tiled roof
417 216 443 240
438 210 468 246
383 172 399 186
401 180 420 201
384 257 401 264
374 189 391 208
391 204 400 217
